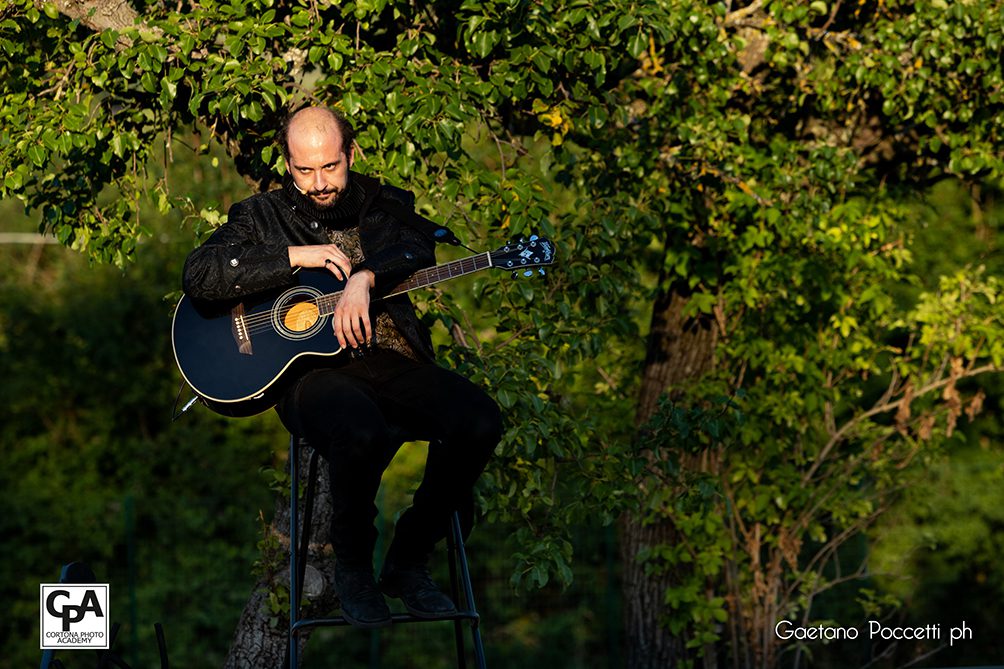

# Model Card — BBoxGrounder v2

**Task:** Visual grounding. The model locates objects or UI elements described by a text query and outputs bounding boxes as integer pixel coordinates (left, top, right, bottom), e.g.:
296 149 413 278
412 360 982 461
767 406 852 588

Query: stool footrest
292 609 480 633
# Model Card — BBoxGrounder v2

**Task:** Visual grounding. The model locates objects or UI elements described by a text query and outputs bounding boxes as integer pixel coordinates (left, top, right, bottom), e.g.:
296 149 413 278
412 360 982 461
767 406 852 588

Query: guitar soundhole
272 287 325 340
284 302 320 332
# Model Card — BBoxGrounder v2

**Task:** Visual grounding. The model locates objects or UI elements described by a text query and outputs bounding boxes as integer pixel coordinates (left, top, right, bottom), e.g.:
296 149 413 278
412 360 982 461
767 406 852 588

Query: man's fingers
351 313 371 346
331 308 371 349
331 270 371 350
340 312 354 348
323 256 351 280
332 317 346 349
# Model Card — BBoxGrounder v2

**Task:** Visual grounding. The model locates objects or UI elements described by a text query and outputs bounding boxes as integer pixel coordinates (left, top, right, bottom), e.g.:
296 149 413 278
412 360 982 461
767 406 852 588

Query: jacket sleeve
356 188 437 294
182 199 295 301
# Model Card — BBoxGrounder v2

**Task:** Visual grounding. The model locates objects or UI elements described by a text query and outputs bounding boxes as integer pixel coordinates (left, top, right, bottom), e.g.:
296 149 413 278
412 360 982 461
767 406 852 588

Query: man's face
286 122 354 209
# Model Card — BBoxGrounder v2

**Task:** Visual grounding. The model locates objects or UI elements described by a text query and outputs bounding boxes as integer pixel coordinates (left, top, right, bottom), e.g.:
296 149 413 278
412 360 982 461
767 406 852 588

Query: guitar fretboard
314 252 493 315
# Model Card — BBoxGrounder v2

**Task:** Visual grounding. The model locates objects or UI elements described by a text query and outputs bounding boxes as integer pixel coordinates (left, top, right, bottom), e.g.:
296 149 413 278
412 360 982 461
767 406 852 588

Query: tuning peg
538 268 546 276
529 234 538 241
511 271 518 279
522 269 535 278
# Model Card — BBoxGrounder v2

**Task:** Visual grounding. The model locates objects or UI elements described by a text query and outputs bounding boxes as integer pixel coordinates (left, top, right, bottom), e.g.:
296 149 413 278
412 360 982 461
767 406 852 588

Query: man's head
278 106 356 209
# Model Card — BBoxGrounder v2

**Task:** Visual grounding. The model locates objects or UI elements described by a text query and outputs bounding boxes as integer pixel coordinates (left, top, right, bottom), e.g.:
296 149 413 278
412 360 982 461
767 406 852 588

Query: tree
3 1 1003 668
563 3 1004 666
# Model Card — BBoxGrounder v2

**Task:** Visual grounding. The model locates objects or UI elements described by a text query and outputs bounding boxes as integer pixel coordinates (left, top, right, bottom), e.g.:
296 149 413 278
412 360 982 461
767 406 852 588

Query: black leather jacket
182 172 437 362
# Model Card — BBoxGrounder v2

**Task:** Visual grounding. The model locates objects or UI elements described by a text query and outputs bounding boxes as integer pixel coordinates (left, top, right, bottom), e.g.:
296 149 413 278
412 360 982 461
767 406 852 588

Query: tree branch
47 0 139 33
723 0 764 27
802 363 999 485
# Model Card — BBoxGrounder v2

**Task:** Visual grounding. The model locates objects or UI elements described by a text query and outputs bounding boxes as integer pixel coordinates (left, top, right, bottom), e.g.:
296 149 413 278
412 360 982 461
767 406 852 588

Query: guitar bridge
231 303 253 355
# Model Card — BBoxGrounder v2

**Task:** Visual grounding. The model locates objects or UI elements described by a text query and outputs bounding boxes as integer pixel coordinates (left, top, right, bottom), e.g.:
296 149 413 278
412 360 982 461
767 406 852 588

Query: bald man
183 107 501 628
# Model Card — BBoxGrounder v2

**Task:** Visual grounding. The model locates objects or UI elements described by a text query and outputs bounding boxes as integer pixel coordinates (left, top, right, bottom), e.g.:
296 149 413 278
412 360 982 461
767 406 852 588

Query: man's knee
463 392 503 452
353 424 394 454
323 420 393 460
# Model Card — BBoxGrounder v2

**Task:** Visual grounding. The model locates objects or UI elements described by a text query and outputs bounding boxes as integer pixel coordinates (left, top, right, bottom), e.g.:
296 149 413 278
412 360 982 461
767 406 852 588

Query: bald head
278 106 356 160
280 106 356 209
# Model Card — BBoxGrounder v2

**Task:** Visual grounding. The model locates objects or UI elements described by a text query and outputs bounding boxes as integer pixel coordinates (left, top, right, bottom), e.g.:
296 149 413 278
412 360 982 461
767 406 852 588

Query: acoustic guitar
172 236 555 416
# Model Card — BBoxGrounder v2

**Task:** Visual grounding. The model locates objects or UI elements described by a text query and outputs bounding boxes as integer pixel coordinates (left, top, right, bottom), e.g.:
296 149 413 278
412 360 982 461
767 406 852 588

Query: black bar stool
286 435 487 669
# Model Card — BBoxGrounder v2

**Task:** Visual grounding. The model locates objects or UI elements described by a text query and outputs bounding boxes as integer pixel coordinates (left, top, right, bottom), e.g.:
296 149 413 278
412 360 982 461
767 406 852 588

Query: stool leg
451 513 487 669
288 439 320 669
297 450 320 615
446 518 467 669
287 435 299 669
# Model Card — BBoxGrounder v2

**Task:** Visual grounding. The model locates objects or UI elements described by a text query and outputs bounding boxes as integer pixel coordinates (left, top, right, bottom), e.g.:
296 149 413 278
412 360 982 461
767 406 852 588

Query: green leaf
471 30 499 59
161 78 178 100
627 31 647 59
178 33 195 56
243 100 264 122
26 144 47 166
496 389 516 409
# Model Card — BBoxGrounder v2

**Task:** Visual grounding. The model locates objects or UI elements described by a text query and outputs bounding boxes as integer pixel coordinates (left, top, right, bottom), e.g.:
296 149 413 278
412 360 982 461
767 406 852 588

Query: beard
306 172 352 210
307 186 346 209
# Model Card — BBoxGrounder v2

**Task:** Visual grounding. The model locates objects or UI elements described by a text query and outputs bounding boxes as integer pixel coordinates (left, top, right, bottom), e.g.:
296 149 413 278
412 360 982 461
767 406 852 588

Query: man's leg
358 352 502 615
384 385 501 563
277 367 401 628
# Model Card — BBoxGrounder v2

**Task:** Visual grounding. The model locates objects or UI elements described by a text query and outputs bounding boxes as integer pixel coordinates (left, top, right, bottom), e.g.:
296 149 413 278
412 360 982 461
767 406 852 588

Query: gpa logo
40 584 109 649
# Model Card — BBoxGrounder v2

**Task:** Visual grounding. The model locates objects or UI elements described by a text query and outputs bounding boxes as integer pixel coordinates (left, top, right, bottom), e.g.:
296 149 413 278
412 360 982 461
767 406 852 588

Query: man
182 106 502 628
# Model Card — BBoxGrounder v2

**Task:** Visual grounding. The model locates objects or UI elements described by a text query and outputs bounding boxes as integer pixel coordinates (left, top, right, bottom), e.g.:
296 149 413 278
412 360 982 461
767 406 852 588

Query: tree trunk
224 447 342 669
621 285 718 669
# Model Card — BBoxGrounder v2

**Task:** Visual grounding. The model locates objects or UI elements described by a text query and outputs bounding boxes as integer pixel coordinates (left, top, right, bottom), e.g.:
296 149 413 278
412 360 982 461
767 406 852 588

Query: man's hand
288 244 352 281
333 270 376 349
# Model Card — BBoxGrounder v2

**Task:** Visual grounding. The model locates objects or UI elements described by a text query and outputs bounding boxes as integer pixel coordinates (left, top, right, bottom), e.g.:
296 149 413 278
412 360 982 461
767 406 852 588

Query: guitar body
172 269 346 417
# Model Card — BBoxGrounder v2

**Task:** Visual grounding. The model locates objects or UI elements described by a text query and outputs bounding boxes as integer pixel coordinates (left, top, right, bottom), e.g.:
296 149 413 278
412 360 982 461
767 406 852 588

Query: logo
40 584 109 649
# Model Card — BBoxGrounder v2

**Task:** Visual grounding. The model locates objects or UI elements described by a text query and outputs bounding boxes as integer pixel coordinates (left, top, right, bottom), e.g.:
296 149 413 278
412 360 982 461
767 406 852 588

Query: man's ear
348 144 355 167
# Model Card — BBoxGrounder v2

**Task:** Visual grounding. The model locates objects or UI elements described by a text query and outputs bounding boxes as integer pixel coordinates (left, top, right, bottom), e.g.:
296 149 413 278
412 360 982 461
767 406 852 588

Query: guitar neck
385 252 494 297
315 252 493 314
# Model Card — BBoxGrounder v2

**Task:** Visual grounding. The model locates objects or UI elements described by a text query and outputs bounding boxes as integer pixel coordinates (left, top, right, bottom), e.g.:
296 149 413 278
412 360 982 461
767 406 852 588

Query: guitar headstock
489 235 556 278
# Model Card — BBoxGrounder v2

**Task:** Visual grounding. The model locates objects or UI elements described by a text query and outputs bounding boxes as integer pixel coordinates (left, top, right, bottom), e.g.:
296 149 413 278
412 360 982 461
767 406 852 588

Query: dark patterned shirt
326 226 417 360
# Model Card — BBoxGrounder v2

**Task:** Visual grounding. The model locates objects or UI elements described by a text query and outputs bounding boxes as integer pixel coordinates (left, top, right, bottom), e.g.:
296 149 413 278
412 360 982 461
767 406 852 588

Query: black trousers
276 349 502 569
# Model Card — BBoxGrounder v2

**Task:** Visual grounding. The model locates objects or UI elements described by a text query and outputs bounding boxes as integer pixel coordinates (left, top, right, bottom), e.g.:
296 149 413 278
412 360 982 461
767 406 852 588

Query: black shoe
379 561 458 619
334 564 392 629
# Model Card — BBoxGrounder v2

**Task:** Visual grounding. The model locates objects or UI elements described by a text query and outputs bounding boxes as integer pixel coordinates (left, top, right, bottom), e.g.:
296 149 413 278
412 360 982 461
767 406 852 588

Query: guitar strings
236 252 498 336
241 295 335 335
235 264 446 334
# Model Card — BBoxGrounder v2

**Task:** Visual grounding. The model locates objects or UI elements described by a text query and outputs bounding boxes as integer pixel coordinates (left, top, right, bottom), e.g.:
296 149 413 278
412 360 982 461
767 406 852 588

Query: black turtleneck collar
281 171 377 228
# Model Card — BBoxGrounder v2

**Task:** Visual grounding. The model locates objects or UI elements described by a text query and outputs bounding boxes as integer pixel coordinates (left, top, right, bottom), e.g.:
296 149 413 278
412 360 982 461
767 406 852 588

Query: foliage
867 442 1004 668
0 213 286 668
546 1 1004 665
